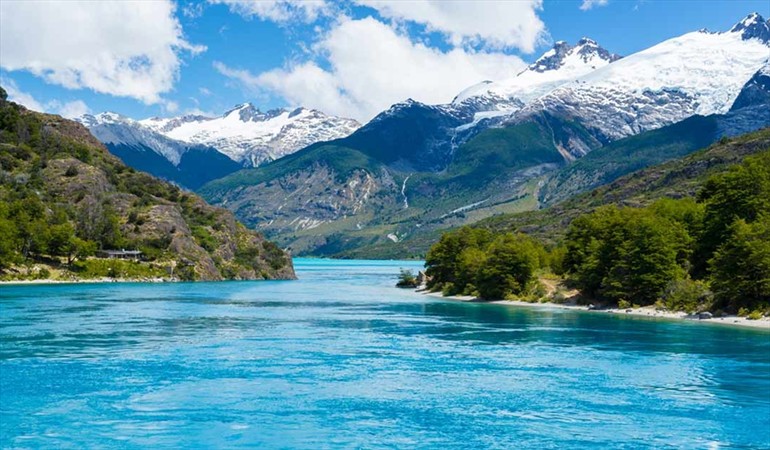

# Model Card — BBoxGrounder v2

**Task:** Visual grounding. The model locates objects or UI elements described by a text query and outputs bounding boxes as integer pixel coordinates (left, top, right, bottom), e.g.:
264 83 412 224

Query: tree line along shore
407 151 770 321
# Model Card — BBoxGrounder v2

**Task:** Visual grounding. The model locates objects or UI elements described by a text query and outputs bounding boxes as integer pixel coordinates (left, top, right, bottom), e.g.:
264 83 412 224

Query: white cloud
215 17 527 121
3 79 90 119
163 100 180 114
3 79 45 112
356 0 546 52
0 0 204 104
50 100 90 119
580 0 609 11
210 0 330 23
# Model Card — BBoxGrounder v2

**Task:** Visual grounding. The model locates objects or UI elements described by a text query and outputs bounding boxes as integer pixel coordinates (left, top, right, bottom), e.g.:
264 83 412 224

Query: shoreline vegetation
416 150 770 330
0 277 170 285
418 284 770 331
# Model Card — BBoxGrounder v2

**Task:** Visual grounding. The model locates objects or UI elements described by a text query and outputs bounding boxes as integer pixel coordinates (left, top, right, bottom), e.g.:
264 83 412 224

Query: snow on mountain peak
514 19 770 141
729 12 770 43
452 38 620 106
78 111 132 127
76 112 193 166
527 38 620 73
131 105 361 166
222 103 286 123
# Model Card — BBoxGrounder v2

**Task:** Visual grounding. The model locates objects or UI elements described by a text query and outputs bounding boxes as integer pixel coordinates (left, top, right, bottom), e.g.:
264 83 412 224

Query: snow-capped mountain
508 13 770 149
78 112 193 165
139 104 361 166
76 112 242 189
452 37 621 111
321 37 621 172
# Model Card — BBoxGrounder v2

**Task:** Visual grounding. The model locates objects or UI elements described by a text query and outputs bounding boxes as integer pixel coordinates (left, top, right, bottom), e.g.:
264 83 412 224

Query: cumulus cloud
580 0 610 11
0 0 204 104
50 100 90 119
3 79 90 119
210 0 331 23
214 17 527 121
356 0 546 52
3 79 44 112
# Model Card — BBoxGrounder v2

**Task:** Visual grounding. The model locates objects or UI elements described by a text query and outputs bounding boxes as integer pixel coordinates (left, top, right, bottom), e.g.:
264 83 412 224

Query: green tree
476 233 541 300
564 206 625 297
67 237 96 265
697 151 770 275
48 222 76 257
709 216 770 311
455 246 487 295
565 206 689 305
0 215 18 268
605 214 687 305
424 226 492 292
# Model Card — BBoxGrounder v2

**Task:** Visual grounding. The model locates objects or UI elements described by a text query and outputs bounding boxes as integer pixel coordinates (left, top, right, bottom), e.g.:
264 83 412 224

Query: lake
1 258 769 448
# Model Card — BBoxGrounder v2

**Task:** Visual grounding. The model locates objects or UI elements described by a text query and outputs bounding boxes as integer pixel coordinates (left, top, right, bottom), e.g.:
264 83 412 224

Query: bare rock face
169 233 222 281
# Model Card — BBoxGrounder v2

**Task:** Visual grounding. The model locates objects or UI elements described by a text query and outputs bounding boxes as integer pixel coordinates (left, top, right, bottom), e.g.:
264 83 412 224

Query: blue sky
1 0 768 122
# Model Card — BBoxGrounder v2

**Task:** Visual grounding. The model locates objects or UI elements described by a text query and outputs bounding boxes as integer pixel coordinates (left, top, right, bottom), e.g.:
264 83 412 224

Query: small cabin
98 249 143 261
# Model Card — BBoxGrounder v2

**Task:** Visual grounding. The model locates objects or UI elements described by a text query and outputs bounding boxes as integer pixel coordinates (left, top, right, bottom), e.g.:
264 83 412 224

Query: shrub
396 269 418 288
747 310 763 320
618 299 631 309
661 278 711 313
551 291 567 304
191 226 217 252
64 165 78 177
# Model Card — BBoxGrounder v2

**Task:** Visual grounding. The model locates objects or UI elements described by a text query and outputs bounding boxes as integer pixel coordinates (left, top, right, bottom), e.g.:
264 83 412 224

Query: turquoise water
1 259 769 449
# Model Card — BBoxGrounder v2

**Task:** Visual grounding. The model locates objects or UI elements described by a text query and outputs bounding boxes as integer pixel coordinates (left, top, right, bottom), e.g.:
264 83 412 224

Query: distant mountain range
77 105 360 188
78 13 770 258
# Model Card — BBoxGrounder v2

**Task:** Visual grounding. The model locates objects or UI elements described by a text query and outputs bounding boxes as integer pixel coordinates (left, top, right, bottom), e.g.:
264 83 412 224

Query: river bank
421 290 770 330
0 277 172 285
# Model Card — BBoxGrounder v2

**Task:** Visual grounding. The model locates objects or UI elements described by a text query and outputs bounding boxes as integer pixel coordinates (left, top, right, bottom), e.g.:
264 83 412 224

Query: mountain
452 37 621 113
346 126 770 259
538 101 770 206
79 112 241 189
508 13 770 155
139 104 361 167
197 14 770 258
0 88 295 281
331 37 622 173
77 105 361 188
473 127 770 245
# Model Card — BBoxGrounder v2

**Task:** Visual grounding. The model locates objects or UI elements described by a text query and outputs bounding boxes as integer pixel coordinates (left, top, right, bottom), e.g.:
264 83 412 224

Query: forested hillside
0 87 295 281
423 133 770 315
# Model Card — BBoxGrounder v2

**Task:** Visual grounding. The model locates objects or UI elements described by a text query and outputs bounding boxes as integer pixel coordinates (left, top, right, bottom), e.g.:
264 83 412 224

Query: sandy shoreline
420 290 770 331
